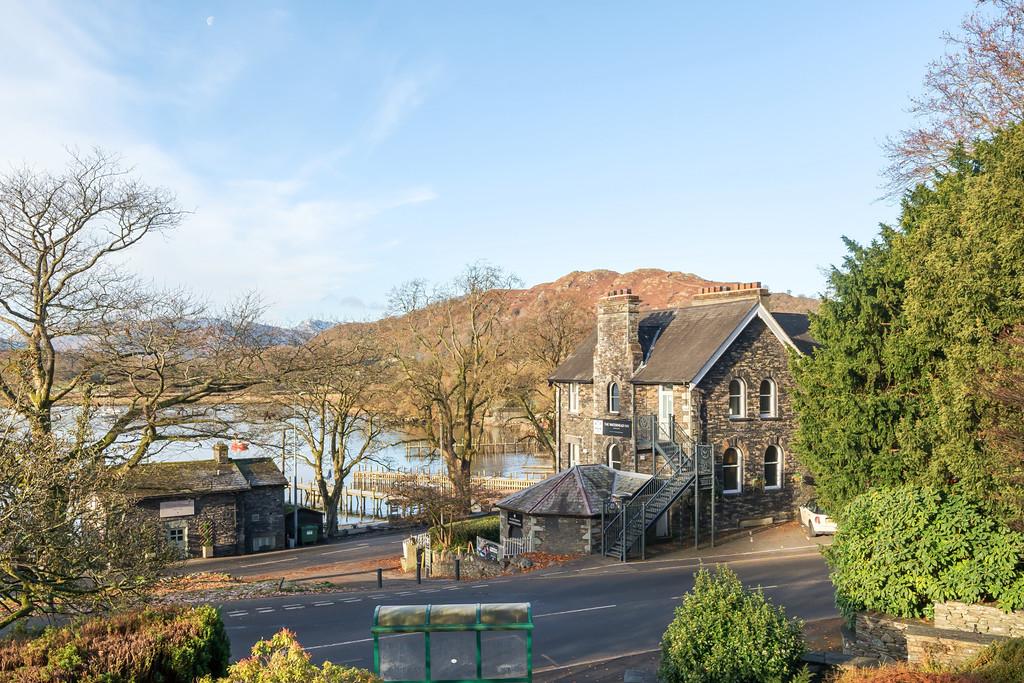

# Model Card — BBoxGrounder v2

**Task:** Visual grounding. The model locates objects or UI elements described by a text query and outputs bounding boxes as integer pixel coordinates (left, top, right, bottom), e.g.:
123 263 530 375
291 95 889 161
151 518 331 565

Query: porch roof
496 465 651 518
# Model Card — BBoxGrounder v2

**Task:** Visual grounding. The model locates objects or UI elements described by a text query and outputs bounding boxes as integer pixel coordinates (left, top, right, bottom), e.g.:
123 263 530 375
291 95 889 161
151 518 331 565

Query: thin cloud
366 67 440 145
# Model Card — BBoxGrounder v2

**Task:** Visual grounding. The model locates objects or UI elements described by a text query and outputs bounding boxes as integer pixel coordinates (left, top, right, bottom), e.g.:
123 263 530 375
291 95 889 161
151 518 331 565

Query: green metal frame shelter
372 603 533 683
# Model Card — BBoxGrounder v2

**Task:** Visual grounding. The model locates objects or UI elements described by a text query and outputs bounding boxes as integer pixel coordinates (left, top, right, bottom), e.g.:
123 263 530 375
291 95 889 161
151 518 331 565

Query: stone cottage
495 464 651 554
127 442 287 558
545 283 816 556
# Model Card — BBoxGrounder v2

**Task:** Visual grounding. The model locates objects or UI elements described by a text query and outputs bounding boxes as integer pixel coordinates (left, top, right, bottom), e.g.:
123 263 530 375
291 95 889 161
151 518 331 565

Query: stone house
546 283 816 555
495 464 651 554
127 442 287 558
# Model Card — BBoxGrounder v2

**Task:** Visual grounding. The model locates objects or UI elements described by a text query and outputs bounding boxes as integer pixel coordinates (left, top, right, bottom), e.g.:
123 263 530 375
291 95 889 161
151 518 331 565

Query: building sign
696 445 714 490
159 499 195 518
508 511 523 528
601 419 632 438
592 419 603 435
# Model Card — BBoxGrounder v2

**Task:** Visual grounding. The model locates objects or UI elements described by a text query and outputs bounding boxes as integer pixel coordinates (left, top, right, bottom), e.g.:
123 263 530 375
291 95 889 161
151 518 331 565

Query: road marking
368 595 385 600
320 544 370 556
305 632 416 652
342 598 361 603
542 570 570 576
534 604 616 618
313 601 334 607
442 586 460 590
470 584 489 588
238 557 299 568
226 611 248 617
421 589 440 593
762 578 833 590
397 591 414 596
535 647 661 673
256 608 275 613
284 605 305 610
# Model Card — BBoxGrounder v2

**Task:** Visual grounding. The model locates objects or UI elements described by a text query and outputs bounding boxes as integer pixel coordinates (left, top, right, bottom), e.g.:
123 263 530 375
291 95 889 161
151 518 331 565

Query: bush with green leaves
429 515 500 549
962 637 1024 683
206 628 380 683
826 485 1024 621
659 566 805 683
0 605 229 682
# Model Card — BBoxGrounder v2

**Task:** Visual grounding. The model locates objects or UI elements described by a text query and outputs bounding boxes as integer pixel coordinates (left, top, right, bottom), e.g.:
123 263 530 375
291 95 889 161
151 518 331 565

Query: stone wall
135 492 241 557
510 511 597 555
694 317 811 530
240 485 286 552
844 605 1024 666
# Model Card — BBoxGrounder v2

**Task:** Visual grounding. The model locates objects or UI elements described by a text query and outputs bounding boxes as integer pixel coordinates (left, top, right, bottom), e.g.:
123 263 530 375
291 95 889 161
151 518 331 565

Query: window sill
764 486 782 492
759 415 781 421
728 416 752 422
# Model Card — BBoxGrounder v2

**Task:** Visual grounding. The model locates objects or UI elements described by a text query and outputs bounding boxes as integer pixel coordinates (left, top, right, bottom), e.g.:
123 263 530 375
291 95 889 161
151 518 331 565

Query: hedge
825 485 1024 621
428 515 500 549
0 605 229 682
659 566 806 683
205 628 380 683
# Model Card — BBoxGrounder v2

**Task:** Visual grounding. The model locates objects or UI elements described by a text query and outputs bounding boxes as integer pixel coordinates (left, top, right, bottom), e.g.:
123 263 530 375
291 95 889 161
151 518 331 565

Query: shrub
825 486 1024 622
830 663 972 682
429 515 500 549
963 637 1024 682
0 605 229 682
659 566 805 683
209 629 380 683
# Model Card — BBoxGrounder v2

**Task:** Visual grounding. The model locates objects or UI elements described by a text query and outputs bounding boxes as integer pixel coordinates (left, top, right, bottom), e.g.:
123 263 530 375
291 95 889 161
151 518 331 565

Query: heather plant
212 629 380 683
826 486 1024 622
659 566 805 683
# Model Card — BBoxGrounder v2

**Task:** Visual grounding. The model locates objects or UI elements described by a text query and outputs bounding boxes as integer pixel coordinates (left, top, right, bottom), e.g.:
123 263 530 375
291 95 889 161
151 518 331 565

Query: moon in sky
206 16 215 27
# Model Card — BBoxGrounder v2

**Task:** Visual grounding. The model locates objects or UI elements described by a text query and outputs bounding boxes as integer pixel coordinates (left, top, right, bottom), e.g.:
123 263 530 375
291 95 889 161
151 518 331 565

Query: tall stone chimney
692 281 768 306
593 289 642 415
213 442 230 464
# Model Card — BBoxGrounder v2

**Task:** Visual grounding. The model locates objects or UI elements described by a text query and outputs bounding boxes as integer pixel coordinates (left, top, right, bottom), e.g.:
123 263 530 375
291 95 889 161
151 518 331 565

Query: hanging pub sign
600 419 632 438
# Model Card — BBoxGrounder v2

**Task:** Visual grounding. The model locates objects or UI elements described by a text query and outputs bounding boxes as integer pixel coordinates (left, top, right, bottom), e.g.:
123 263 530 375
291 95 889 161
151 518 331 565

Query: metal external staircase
602 414 697 561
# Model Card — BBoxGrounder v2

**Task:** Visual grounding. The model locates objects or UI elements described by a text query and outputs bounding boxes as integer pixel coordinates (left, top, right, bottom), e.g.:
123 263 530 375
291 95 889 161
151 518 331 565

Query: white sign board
592 419 603 435
159 499 195 518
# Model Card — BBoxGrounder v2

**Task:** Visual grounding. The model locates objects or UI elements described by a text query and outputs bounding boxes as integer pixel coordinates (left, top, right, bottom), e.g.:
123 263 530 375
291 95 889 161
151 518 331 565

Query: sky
0 1 974 324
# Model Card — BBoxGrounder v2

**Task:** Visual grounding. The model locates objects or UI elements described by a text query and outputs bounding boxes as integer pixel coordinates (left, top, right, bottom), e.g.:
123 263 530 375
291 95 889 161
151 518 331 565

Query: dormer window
759 378 777 418
728 379 745 418
608 382 621 414
568 383 580 414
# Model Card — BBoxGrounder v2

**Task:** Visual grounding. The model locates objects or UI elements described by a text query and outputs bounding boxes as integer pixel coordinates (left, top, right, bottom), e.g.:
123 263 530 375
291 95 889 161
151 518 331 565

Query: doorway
658 385 674 441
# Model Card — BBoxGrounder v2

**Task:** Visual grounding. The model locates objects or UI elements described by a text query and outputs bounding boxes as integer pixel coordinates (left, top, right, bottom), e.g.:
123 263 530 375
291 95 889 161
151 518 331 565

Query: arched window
764 445 782 490
728 379 745 417
607 443 622 470
608 382 621 414
722 447 742 493
759 379 776 417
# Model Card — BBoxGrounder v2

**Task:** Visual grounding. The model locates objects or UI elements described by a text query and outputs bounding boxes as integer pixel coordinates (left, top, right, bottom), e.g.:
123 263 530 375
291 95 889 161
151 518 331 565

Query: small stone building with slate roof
496 465 651 554
548 284 817 539
127 442 287 558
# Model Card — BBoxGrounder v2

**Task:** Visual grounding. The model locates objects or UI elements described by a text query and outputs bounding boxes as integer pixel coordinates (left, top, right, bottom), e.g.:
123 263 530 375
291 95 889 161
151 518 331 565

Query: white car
799 500 836 537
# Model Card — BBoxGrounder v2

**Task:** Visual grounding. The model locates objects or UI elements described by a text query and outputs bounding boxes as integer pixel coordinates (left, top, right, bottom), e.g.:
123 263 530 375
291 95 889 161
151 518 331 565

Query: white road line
442 586 460 590
283 604 303 608
238 557 299 568
369 595 385 600
313 601 335 606
397 591 414 596
319 544 370 556
421 589 440 593
342 598 361 603
534 604 616 618
226 611 248 617
256 608 275 613
305 632 416 652
284 605 305 610
542 570 570 576
470 584 489 588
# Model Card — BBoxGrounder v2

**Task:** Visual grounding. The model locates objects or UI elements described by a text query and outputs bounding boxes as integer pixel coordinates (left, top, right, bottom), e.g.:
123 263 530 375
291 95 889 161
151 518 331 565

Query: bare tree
0 150 287 464
886 0 1024 189
385 264 520 503
506 299 590 456
261 334 395 536
0 421 175 629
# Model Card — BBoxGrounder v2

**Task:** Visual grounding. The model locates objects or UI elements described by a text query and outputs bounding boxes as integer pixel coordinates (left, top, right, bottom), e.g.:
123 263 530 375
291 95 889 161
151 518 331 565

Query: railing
503 537 534 558
349 470 535 497
602 414 697 561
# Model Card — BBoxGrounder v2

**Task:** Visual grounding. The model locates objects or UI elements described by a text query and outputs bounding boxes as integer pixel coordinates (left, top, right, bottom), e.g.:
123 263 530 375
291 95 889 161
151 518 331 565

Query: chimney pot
213 442 230 464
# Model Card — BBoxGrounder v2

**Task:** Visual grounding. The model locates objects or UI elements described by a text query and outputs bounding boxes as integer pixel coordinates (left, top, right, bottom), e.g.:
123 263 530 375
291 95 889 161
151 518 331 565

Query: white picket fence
475 535 534 561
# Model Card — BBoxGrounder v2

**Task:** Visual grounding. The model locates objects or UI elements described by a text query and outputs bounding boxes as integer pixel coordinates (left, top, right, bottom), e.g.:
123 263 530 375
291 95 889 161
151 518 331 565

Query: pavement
213 522 839 678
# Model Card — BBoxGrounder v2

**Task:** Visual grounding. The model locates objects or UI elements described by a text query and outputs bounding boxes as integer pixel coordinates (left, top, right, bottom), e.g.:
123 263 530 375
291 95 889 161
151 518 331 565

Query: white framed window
568 441 580 467
568 383 580 414
608 382 621 414
759 379 777 418
728 379 746 418
607 443 622 470
722 447 742 493
764 445 782 490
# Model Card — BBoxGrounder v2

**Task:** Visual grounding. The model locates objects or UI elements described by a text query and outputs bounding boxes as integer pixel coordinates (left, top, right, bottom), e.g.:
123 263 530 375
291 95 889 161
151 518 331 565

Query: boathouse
127 443 287 558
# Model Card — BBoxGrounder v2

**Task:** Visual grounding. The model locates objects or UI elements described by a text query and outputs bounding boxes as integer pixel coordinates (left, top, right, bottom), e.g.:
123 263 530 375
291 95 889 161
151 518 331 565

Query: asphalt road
180 528 417 578
216 544 836 673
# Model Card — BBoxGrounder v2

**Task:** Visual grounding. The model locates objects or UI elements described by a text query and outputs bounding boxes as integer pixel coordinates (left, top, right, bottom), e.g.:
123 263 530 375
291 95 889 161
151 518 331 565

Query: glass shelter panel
481 631 528 679
379 633 426 682
430 631 477 680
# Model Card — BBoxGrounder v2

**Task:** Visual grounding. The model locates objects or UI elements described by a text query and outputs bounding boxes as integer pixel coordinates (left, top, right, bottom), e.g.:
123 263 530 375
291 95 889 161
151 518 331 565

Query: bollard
376 567 383 589
455 558 461 582
416 549 422 584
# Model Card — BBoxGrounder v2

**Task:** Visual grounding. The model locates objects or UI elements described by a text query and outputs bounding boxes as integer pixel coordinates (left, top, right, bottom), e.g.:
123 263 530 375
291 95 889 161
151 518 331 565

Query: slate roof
234 457 289 487
548 299 814 385
126 457 285 500
496 465 651 517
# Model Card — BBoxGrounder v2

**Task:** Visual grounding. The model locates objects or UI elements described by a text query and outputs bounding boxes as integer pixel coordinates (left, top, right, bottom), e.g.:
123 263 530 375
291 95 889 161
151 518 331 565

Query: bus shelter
372 603 533 683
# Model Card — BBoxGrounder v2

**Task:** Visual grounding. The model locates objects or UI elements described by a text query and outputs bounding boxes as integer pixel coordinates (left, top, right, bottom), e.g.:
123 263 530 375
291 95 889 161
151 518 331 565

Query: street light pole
293 436 299 545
